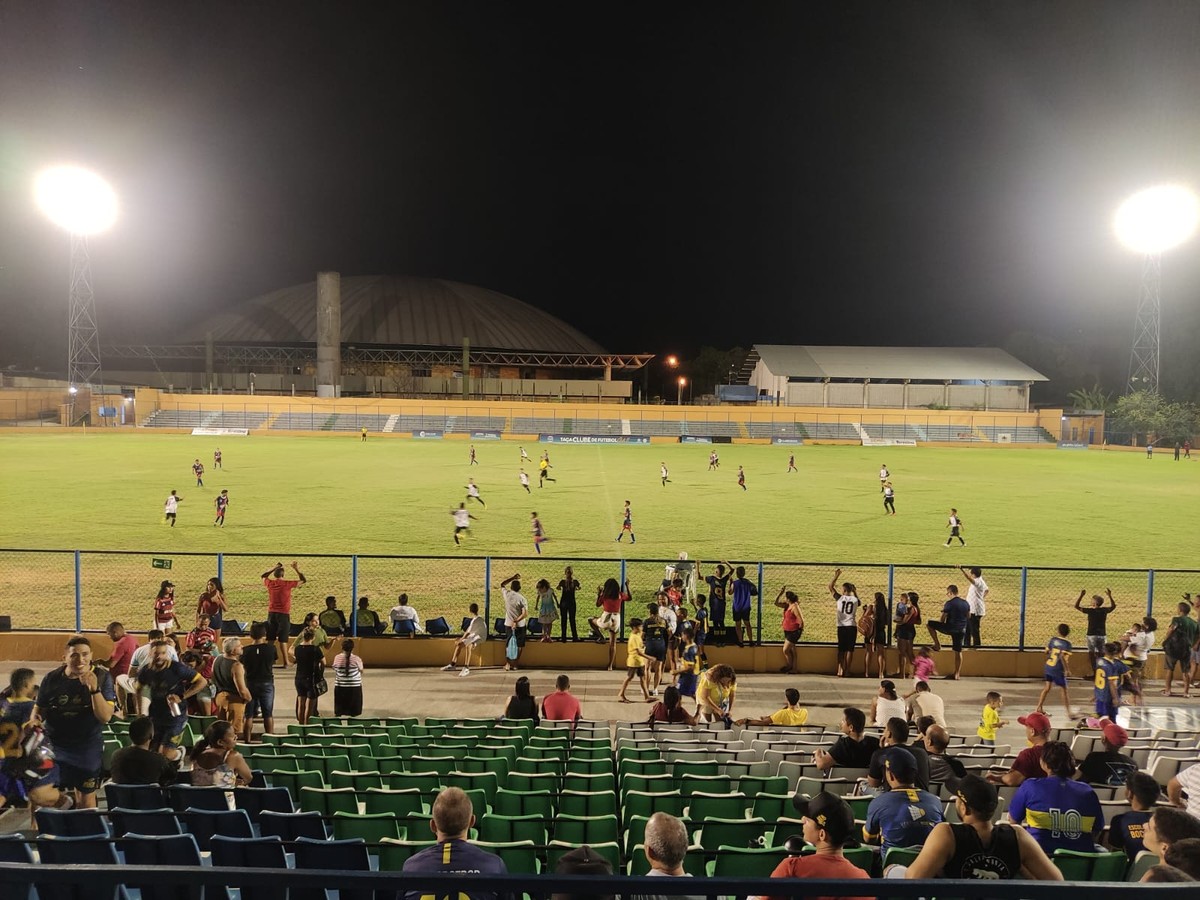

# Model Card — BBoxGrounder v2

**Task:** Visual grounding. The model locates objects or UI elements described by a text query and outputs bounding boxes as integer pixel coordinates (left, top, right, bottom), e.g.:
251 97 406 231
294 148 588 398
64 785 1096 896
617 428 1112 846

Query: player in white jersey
518 470 531 493
450 503 476 545
660 463 670 486
879 464 890 492
465 478 486 507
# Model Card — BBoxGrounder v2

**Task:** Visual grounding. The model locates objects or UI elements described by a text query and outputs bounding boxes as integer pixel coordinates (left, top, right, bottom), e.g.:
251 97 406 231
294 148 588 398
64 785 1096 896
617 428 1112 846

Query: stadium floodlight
1114 184 1199 395
677 375 687 406
34 165 119 421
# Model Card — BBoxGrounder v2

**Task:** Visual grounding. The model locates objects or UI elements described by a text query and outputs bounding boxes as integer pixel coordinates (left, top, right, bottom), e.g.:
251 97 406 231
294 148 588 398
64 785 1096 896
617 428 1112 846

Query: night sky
2 1 1200 391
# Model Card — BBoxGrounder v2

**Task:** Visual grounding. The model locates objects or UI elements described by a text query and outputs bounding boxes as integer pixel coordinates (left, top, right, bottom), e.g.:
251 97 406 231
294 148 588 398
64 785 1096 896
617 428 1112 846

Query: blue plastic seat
35 836 128 900
184 807 254 850
109 807 183 837
0 836 34 900
104 783 168 810
34 808 110 838
259 810 330 842
210 835 290 900
120 833 204 900
292 838 372 900
234 786 294 822
168 784 231 812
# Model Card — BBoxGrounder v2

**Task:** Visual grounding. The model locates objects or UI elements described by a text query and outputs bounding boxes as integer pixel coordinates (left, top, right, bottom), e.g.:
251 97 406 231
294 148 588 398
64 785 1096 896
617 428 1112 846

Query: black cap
790 791 856 843
881 746 918 782
553 843 614 876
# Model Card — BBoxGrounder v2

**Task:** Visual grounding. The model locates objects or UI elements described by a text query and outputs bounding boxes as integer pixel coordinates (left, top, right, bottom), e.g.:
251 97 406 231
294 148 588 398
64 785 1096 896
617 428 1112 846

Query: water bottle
168 698 181 717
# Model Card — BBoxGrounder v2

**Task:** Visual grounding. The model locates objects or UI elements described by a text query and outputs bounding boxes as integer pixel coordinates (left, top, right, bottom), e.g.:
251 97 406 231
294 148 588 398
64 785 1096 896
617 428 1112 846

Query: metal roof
191 275 605 353
754 345 1048 381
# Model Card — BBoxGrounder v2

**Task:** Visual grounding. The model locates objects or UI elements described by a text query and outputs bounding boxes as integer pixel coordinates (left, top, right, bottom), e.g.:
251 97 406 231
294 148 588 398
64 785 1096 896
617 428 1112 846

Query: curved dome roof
195 275 605 353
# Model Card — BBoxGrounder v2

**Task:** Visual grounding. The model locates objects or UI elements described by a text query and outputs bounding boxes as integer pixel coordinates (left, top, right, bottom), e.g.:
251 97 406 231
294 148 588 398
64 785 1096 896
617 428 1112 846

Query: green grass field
0 432 1196 639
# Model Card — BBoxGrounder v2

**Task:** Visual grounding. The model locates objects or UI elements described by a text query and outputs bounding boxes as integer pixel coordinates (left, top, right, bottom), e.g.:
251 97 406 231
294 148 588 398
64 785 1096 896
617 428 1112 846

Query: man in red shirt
989 711 1051 786
541 674 582 723
262 561 306 669
101 621 139 715
765 792 872 900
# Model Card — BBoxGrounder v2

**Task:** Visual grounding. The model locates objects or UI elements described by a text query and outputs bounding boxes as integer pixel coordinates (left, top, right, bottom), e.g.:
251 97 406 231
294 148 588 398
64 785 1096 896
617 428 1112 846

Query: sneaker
441 664 456 671
459 668 470 677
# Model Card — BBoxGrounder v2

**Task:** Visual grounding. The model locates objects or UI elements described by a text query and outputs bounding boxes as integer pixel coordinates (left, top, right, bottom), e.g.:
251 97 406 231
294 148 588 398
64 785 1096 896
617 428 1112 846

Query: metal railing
1 549 1194 650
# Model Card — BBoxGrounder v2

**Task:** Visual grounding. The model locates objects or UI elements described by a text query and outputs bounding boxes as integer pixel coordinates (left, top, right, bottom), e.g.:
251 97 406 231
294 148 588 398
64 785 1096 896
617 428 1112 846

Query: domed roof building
196 275 605 353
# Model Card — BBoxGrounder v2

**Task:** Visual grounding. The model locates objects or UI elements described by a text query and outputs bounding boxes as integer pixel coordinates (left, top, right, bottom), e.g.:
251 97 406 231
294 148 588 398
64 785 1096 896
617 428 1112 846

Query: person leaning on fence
500 573 529 672
589 577 630 671
401 787 507 899
889 774 1063 881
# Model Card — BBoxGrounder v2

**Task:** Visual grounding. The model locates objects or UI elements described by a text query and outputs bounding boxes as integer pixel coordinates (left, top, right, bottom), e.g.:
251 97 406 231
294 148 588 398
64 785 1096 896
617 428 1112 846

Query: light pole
1113 184 1198 394
677 376 687 406
34 166 118 424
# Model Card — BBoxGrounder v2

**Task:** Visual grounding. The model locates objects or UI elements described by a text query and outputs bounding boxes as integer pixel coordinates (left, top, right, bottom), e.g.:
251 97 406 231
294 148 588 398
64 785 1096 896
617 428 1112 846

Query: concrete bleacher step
383 414 399 433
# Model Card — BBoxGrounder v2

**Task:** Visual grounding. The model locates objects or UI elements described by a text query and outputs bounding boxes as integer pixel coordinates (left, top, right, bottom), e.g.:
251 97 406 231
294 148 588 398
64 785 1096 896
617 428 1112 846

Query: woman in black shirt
503 676 539 724
291 630 323 725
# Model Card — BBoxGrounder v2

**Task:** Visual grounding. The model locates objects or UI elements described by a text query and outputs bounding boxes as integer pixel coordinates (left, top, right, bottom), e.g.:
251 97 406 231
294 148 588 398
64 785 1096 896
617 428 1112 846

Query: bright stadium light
34 165 119 236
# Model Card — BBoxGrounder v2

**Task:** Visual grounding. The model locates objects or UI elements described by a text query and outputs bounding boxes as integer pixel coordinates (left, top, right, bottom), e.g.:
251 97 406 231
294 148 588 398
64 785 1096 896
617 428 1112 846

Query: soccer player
660 462 670 486
1036 623 1079 718
787 453 797 473
468 445 477 465
213 447 222 469
192 459 205 487
879 464 890 491
1094 641 1131 720
737 465 747 490
944 508 965 546
163 490 183 527
465 478 486 507
708 450 719 470
519 446 530 461
883 482 896 515
615 500 636 543
518 469 531 493
538 456 555 487
450 503 476 546
214 490 229 527
360 427 367 442
530 512 547 554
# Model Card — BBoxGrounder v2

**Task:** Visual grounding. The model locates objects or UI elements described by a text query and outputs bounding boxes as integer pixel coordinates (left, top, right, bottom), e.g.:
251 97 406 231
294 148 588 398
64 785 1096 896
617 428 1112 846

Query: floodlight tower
1113 184 1199 394
34 166 119 399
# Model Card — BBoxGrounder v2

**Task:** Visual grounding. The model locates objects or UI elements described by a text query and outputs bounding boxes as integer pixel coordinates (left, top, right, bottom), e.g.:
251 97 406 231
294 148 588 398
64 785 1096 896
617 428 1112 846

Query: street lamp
1113 184 1199 394
34 165 118 423
677 376 687 406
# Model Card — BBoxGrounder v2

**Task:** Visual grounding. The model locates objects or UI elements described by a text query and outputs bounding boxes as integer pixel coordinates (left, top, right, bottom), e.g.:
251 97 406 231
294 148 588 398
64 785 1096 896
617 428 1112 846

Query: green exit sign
152 558 173 570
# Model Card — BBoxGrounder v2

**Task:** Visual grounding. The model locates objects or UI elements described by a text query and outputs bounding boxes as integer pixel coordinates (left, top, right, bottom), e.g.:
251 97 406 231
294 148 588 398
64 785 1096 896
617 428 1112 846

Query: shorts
52 761 101 795
594 611 621 633
693 630 707 646
732 609 751 624
1085 635 1106 655
267 612 291 643
1165 652 1188 672
783 629 802 644
870 627 888 647
245 682 275 719
1095 700 1119 720
505 625 527 647
929 623 965 652
677 675 697 698
626 665 645 677
837 625 858 653
644 639 666 662
1192 648 1200 666
895 624 916 641
152 715 188 750
1043 671 1067 688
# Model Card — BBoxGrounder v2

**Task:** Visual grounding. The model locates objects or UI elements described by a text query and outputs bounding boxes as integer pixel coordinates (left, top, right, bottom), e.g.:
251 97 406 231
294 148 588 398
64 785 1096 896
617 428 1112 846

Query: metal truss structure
103 342 654 373
67 234 104 388
1127 254 1161 394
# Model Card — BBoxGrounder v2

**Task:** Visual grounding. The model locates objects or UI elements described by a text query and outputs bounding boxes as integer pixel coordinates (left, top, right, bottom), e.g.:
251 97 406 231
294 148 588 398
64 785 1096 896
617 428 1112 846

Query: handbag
506 632 519 660
857 606 876 638
313 675 329 696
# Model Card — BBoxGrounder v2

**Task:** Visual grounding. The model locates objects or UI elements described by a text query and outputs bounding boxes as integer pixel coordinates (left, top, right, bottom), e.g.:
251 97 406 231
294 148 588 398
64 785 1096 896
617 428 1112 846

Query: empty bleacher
745 422 807 439
975 425 1056 443
143 410 269 430
799 422 861 440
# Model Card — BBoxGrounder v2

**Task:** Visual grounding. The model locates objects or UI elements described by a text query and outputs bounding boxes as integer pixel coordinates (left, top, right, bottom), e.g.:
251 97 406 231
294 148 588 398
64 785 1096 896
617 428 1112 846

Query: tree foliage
1067 383 1111 412
1111 391 1199 444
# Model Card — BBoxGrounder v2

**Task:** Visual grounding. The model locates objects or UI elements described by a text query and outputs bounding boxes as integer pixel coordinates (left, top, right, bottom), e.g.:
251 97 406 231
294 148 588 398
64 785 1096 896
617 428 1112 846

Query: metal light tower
1114 184 1199 394
34 165 119 405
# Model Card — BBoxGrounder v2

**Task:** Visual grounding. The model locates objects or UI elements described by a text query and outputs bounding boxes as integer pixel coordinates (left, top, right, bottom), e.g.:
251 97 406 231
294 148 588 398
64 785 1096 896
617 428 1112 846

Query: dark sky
2 0 1200 379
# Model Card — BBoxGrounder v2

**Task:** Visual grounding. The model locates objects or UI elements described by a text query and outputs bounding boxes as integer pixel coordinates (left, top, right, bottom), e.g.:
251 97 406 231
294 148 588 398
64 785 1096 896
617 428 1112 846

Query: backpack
857 605 876 638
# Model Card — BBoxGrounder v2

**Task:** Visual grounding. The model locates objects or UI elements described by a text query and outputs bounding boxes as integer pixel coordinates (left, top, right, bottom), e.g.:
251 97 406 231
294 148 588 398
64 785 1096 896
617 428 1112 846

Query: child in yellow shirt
619 618 651 703
977 690 1007 745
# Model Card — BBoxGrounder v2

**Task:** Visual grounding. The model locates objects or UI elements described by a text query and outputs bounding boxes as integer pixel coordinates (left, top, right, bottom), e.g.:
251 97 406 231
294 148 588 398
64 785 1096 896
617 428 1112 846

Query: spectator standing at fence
211 637 251 735
331 638 365 717
110 716 174 786
775 587 804 674
589 577 629 671
927 584 969 679
262 561 306 668
402 787 507 898
729 566 757 647
1094 641 1131 719
556 566 580 642
765 793 872 900
960 566 988 648
29 636 116 809
893 774 1063 881
1010 741 1104 854
318 595 346 636
536 579 559 643
163 490 182 527
500 573 529 672
240 622 276 742
1162 602 1198 696
814 707 879 771
137 638 205 764
1121 617 1156 699
701 562 731 641
196 578 228 634
153 580 179 634
989 711 1051 786
893 591 920 679
1075 588 1117 672
862 591 889 679
829 568 861 678
291 612 331 656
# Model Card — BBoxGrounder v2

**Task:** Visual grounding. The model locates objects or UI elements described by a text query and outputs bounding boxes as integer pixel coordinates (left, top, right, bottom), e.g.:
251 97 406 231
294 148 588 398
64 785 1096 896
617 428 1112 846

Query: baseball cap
791 791 856 843
881 746 918 782
1102 722 1129 748
955 773 999 817
553 843 614 876
1017 711 1051 733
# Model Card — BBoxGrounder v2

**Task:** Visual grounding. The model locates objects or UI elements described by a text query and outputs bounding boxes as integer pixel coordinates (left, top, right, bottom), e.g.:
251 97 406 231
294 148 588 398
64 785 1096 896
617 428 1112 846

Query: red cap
1017 712 1051 733
1102 723 1129 748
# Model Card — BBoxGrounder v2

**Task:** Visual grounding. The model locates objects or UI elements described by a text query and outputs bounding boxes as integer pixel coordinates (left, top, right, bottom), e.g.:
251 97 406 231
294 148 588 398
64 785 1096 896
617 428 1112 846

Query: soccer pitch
0 432 1196 635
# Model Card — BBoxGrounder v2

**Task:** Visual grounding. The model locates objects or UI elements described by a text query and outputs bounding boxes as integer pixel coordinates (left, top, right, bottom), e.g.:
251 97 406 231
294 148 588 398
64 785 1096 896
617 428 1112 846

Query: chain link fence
1 549 1196 651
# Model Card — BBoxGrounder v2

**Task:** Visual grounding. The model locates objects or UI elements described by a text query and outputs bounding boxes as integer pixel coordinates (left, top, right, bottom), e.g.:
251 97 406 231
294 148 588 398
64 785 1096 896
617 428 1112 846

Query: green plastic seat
362 788 426 818
672 759 720 781
310 754 352 779
564 757 611 776
423 743 471 761
553 813 620 846
479 813 548 846
1127 852 1159 882
376 838 436 871
255 755 303 775
298 786 358 816
737 775 788 799
562 772 615 795
695 817 768 854
328 770 384 791
685 791 749 822
363 754 407 773
331 811 403 843
706 844 786 878
472 840 540 875
679 773 732 797
385 772 444 795
507 771 559 794
409 755 457 776
441 771 500 800
492 788 555 819
882 846 923 869
618 758 667 783
568 744 612 761
329 743 374 769
459 756 509 786
843 845 876 874
1052 849 1128 881
620 773 673 795
267 769 325 796
622 790 685 825
751 792 793 824
558 789 619 819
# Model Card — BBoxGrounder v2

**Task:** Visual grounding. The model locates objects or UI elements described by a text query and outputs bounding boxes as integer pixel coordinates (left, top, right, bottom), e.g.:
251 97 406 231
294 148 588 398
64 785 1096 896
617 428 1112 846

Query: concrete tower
316 271 341 398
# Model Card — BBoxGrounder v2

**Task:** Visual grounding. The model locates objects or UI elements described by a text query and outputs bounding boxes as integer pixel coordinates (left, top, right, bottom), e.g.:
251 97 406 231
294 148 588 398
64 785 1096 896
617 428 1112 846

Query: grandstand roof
192 275 605 353
754 345 1048 381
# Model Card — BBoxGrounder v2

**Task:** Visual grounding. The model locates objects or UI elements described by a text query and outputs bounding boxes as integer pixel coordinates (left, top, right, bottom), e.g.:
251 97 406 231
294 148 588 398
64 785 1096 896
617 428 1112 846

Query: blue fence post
620 558 627 640
217 553 223 583
1018 567 1028 650
756 562 764 646
484 557 491 627
1146 569 1155 619
74 550 82 633
887 564 895 644
350 555 358 638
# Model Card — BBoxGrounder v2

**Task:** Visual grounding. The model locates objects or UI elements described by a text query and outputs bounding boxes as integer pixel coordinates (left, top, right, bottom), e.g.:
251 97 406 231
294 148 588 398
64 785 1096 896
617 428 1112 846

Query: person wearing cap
813 707 880 772
765 791 872 900
863 747 943 852
1009 741 1104 854
988 711 1051 786
866 718 931 792
896 774 1062 881
1078 722 1137 785
551 844 614 900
